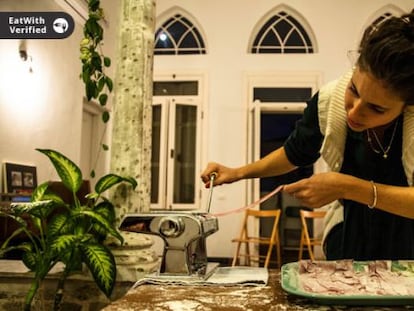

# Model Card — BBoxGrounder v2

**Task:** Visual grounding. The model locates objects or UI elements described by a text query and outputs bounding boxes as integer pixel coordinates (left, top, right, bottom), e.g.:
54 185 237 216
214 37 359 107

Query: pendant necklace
366 119 399 159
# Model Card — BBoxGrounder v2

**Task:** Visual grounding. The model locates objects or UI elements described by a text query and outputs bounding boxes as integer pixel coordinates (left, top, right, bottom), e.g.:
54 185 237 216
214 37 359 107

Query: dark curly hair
357 9 414 105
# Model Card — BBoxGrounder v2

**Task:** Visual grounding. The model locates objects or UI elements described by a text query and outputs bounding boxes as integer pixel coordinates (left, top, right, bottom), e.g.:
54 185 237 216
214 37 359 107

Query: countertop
103 269 414 311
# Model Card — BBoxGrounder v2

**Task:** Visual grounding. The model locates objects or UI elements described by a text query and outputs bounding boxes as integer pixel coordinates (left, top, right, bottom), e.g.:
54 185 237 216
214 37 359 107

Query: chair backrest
300 209 326 222
243 208 281 236
245 208 281 219
232 208 281 268
299 209 327 260
300 209 326 238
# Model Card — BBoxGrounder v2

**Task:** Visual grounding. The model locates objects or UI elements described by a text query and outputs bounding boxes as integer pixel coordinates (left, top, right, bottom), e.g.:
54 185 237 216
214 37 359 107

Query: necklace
366 119 399 159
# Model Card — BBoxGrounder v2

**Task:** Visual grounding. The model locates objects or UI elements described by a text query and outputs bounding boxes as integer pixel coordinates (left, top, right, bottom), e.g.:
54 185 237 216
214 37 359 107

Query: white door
246 72 321 204
151 96 202 210
81 101 107 188
81 110 94 178
247 73 321 253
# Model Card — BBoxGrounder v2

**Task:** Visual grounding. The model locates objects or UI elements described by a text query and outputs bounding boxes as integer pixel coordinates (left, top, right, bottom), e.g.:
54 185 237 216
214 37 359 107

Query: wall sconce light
19 40 28 61
19 40 33 73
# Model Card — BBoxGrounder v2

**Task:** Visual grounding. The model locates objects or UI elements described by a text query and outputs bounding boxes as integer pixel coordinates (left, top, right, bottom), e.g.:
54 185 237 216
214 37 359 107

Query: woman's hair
357 9 414 105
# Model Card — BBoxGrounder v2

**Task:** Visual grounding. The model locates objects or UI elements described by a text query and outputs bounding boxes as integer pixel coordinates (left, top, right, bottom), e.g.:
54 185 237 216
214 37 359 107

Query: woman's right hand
200 162 240 188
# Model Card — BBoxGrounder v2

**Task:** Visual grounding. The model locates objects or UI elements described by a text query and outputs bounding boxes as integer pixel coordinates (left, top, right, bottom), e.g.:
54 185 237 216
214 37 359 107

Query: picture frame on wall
3 162 37 194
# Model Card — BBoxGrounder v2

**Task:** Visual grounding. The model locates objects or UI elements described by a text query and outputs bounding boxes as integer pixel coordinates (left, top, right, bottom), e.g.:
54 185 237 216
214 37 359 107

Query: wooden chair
231 208 281 268
298 209 327 261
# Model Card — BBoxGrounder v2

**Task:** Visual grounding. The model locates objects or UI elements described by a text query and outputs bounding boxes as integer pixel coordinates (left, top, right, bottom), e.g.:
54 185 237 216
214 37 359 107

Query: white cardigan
317 71 414 247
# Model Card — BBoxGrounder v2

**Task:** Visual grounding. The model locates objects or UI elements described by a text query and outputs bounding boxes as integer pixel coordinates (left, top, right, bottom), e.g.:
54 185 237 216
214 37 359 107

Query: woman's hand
283 172 345 208
200 162 241 188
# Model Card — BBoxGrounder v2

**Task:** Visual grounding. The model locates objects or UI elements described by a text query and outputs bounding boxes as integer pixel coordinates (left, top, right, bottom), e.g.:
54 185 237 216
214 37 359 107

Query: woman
201 10 414 260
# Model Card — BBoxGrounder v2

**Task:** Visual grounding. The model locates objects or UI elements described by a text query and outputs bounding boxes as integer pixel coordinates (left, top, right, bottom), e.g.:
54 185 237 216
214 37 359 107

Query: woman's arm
283 172 414 219
346 177 414 219
201 146 297 187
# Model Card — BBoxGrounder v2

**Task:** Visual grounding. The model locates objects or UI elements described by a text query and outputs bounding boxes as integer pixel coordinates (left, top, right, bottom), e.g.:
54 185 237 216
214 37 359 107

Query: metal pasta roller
119 211 219 280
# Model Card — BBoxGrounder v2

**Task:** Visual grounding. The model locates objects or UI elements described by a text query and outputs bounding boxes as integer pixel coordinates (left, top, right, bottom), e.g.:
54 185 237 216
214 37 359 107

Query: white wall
154 0 414 258
0 0 120 186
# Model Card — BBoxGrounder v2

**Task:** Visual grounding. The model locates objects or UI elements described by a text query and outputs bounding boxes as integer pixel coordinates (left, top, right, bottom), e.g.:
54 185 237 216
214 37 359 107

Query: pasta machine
119 211 219 280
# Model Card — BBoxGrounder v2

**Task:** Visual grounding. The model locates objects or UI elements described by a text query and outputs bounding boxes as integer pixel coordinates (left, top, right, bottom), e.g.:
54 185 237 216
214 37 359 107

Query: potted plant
0 148 137 310
1 0 133 309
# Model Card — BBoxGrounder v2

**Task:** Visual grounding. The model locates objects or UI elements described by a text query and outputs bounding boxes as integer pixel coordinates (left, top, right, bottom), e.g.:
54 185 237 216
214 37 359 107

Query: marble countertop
103 270 414 311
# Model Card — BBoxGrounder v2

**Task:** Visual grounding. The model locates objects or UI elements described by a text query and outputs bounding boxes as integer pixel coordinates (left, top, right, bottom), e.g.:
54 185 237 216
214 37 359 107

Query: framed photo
3 162 37 194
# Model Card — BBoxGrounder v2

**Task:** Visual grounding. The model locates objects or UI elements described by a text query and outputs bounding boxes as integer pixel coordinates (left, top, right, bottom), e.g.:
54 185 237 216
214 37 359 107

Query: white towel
132 266 268 288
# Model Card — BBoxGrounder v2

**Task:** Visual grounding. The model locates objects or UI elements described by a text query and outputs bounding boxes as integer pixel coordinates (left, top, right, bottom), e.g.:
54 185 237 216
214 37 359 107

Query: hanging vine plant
80 0 113 125
80 0 113 177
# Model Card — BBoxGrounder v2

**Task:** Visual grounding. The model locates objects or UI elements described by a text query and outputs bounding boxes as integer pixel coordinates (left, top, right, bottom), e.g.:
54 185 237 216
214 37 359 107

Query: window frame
151 73 205 210
245 71 323 205
248 4 318 54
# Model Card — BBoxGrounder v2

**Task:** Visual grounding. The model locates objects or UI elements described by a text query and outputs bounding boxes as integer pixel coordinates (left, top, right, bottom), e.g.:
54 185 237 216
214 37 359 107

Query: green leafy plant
0 149 137 311
0 1 133 310
80 0 112 123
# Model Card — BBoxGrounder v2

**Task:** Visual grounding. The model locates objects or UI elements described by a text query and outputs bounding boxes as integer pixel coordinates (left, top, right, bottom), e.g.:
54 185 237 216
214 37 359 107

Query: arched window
250 8 316 54
367 12 393 33
154 14 206 55
362 5 406 36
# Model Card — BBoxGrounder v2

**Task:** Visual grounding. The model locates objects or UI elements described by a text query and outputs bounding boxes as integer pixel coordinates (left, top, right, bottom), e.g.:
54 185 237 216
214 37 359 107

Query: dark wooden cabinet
0 193 33 258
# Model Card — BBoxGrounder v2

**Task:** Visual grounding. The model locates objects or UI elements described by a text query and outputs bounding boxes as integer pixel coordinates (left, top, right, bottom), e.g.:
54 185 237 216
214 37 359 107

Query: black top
284 92 414 260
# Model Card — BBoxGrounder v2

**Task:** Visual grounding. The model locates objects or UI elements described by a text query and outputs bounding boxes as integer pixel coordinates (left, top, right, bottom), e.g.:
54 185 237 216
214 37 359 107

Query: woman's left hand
283 172 345 208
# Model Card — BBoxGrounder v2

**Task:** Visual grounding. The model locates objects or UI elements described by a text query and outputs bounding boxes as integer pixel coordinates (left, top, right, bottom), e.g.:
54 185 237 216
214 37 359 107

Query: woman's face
344 67 405 132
